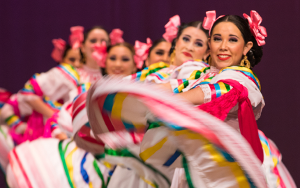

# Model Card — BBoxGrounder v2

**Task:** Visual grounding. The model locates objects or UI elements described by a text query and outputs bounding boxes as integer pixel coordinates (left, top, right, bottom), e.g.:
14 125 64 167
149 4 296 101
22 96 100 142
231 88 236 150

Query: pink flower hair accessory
162 15 181 43
69 26 84 49
134 38 152 69
110 29 124 45
92 41 107 68
203 10 224 36
243 10 267 46
51 38 66 62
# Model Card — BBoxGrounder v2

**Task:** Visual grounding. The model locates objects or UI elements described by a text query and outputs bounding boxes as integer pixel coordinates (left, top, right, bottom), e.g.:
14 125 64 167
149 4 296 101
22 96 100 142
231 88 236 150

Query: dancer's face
63 48 82 68
146 41 171 66
209 22 253 69
174 27 209 66
106 46 136 76
81 28 109 61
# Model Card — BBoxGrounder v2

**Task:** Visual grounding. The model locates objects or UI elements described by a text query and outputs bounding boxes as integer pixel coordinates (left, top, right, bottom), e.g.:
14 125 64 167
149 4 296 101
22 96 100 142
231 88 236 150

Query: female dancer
85 11 296 187
78 26 110 84
128 15 211 84
5 41 139 188
144 38 171 67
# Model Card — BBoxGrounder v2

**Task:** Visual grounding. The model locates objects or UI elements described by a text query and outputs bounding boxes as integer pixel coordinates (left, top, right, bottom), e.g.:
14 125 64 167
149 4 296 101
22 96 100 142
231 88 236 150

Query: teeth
219 55 229 58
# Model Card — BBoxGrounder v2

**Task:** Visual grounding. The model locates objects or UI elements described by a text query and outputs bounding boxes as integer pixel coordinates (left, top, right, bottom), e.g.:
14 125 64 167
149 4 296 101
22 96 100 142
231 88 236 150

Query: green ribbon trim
182 152 194 188
0 126 7 140
93 160 106 188
58 140 74 188
147 121 162 130
95 153 105 160
146 65 169 77
105 148 171 186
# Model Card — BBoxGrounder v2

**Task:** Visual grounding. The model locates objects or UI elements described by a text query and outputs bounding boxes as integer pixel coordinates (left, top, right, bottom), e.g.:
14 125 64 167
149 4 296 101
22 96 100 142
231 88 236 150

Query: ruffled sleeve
20 64 79 103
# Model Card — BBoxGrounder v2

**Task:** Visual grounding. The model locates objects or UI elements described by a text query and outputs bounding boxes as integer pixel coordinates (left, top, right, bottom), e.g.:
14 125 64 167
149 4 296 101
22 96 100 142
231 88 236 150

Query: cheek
232 44 244 58
193 47 207 58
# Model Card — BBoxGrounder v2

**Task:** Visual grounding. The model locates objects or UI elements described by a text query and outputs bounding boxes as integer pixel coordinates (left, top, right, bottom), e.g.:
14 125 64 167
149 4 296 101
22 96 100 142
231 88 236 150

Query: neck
85 57 99 70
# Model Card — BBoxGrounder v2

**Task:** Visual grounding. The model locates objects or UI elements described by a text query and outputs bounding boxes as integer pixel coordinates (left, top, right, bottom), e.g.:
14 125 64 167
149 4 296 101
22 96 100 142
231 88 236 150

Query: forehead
212 22 242 37
181 26 208 41
109 46 132 56
87 28 109 39
153 41 171 50
66 48 80 57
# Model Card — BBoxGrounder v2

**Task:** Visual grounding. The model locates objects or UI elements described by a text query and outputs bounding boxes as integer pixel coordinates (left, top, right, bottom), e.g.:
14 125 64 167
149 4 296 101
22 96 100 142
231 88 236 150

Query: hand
55 132 68 140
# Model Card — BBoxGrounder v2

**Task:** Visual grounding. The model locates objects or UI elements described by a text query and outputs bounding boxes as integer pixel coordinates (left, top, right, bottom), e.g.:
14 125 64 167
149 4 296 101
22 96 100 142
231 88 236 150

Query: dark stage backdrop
0 0 299 186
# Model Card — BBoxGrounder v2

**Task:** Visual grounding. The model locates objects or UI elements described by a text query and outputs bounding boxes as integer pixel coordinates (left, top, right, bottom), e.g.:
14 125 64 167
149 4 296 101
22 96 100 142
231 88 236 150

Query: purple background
0 0 299 186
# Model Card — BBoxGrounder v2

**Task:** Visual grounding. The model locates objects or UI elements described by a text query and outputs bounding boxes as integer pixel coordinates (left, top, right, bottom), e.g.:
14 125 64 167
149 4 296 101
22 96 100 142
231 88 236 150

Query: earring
170 50 176 65
240 55 251 69
207 56 212 66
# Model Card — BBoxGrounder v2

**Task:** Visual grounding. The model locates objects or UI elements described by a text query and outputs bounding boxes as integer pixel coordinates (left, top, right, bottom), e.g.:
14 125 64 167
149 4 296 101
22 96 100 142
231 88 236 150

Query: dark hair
62 44 83 61
83 26 110 45
169 21 209 56
100 42 136 75
211 15 263 68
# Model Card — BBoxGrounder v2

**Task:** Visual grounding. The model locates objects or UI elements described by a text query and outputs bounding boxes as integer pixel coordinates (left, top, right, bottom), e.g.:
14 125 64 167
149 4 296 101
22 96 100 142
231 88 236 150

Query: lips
183 52 192 58
217 54 231 61
112 70 123 75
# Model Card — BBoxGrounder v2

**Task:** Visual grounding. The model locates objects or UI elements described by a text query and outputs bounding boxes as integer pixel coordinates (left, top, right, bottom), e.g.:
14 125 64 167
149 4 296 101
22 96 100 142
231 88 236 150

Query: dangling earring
170 50 176 65
240 55 251 69
207 56 212 66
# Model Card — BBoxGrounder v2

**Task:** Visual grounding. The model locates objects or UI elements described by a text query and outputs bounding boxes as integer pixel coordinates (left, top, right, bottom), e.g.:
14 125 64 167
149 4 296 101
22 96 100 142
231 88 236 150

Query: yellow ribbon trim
66 147 78 188
139 137 168 162
173 130 250 188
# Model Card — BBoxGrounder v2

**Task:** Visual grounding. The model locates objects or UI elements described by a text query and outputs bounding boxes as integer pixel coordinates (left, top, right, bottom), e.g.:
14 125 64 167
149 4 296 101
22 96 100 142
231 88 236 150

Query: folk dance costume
6 89 110 188
85 78 267 187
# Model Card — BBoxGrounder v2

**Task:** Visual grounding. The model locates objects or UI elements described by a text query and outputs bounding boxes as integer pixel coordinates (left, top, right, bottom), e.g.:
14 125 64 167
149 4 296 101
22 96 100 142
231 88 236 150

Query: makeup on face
174 27 209 66
209 22 246 69
106 46 136 76
63 48 82 68
147 41 171 66
81 29 109 63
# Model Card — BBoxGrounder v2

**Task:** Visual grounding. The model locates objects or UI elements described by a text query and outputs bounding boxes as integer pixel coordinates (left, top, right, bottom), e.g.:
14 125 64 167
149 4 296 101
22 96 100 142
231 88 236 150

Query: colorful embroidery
57 63 80 86
130 62 169 81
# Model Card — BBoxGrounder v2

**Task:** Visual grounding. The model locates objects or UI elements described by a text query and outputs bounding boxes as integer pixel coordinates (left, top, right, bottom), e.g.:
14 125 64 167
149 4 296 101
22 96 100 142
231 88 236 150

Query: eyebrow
212 33 239 38
183 34 191 38
229 34 239 38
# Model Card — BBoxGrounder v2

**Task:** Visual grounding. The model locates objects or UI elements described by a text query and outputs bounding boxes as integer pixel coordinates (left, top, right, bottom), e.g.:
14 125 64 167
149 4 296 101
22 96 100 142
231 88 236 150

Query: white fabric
0 125 14 170
77 65 102 84
169 60 209 80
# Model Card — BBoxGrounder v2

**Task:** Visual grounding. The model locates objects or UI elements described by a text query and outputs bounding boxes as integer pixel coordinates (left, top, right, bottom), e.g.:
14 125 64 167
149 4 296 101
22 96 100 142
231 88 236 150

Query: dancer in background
78 26 110 83
144 38 171 67
127 15 211 84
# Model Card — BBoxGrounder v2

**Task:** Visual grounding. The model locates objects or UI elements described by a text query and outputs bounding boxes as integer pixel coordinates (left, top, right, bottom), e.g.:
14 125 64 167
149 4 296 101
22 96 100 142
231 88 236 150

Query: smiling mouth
183 52 193 58
217 55 231 61
112 70 123 74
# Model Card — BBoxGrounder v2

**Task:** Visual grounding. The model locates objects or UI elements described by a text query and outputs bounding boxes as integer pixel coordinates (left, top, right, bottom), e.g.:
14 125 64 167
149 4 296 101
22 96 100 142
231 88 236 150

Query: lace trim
199 84 211 103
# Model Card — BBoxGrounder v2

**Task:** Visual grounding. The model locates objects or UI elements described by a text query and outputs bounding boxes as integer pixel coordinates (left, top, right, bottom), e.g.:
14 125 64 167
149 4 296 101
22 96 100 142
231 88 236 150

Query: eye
229 37 238 42
195 42 203 47
68 58 76 62
155 50 164 56
122 57 130 61
109 56 116 61
213 36 222 42
101 39 108 44
182 36 190 42
90 39 97 43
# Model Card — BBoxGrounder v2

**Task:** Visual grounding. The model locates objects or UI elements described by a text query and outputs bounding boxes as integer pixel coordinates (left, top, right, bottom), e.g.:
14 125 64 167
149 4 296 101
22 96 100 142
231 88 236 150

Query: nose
220 40 228 51
115 59 122 67
186 41 194 51
163 53 170 63
74 60 81 68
